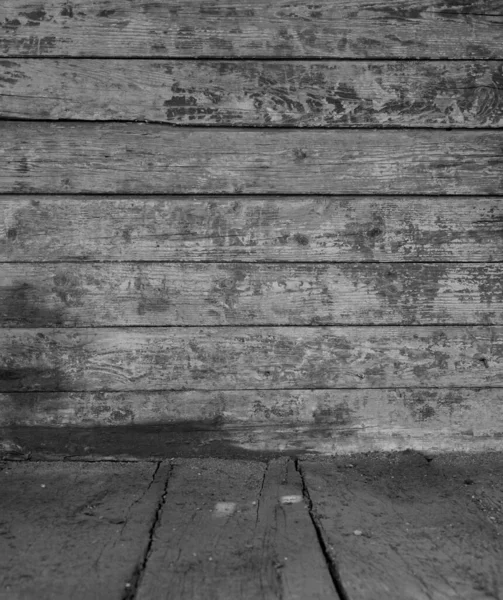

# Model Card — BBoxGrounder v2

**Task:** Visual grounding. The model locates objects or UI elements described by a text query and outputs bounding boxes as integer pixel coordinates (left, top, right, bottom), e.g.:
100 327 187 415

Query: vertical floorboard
301 452 503 600
0 461 169 600
252 458 338 600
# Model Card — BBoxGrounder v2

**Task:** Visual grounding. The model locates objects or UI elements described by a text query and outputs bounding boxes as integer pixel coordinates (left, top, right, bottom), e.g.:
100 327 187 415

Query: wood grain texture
1 326 502 392
1 0 502 58
136 458 337 599
301 452 503 600
2 262 503 326
2 389 503 455
135 459 268 600
2 196 502 263
1 123 502 195
0 460 169 600
1 59 502 127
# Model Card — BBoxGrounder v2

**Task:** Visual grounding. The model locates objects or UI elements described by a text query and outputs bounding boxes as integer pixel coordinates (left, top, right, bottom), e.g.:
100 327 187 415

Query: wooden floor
1 452 502 600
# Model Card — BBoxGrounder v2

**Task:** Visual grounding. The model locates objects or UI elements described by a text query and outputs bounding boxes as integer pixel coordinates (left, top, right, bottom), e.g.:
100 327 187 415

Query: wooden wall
1 0 502 458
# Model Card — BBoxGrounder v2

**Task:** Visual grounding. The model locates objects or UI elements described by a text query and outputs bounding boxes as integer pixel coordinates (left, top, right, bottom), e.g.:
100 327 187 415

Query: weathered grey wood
1 0 502 58
0 460 169 600
2 262 502 326
3 388 503 456
250 459 338 599
1 326 502 392
301 452 503 600
2 196 502 263
136 458 337 599
136 459 268 599
1 124 502 194
1 59 502 127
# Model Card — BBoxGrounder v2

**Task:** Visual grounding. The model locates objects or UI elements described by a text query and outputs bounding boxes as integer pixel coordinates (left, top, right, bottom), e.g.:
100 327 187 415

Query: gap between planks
2 192 503 196
3 57 503 61
2 119 503 128
1 120 503 130
122 460 172 600
295 459 350 600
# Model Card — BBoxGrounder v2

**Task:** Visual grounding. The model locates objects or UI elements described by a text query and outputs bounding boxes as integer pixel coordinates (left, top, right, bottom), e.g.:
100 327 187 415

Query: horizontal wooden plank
2 389 503 455
2 196 502 263
1 60 502 127
2 263 502 326
301 453 503 600
1 0 502 58
1 124 502 194
1 326 502 392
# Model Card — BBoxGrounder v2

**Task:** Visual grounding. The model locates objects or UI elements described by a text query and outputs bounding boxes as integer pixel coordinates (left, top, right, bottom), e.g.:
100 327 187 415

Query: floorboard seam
122 460 172 600
2 57 502 62
254 460 269 528
295 459 351 600
2 117 503 131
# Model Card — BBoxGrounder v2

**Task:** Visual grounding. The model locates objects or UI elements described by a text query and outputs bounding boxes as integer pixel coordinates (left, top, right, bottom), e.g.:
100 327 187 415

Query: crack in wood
122 461 172 600
295 459 349 600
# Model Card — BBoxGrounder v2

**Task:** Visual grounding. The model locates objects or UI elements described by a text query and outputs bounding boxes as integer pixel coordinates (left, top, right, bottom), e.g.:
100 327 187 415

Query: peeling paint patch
280 495 303 504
